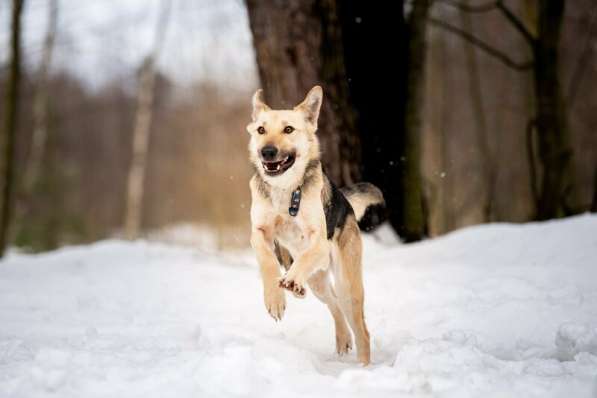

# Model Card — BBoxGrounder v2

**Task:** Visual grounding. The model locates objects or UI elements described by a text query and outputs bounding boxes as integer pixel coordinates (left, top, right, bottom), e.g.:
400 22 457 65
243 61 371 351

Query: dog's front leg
251 225 286 321
279 228 329 297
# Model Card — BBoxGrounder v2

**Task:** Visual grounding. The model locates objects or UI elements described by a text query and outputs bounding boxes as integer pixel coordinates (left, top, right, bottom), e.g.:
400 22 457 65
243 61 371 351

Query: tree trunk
23 0 57 193
400 0 431 241
591 165 597 213
124 0 171 239
0 0 24 257
459 0 493 222
533 0 578 219
245 0 361 186
338 1 408 236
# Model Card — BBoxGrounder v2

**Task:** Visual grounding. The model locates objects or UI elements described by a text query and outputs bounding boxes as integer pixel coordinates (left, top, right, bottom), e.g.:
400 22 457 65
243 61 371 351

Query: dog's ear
251 89 270 121
295 85 323 127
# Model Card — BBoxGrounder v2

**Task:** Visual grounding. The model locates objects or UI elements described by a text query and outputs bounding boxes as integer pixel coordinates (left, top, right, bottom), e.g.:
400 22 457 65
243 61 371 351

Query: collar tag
288 188 301 216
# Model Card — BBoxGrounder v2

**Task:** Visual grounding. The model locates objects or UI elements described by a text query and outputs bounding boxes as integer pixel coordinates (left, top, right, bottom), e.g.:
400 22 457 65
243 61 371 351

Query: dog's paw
264 285 286 321
336 330 353 355
279 275 306 298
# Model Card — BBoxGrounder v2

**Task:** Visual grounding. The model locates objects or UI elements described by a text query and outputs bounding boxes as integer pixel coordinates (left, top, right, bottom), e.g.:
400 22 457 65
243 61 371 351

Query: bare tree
23 0 58 193
430 0 579 220
124 0 172 239
458 0 493 221
0 0 25 257
400 0 432 240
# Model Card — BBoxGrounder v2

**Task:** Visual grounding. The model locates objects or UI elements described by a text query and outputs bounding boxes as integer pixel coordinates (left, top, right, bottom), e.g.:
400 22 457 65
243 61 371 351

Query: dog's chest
268 189 309 255
274 215 308 255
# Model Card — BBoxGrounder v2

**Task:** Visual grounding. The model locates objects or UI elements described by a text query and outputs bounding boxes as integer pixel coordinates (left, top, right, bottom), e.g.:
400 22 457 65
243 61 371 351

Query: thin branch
434 0 498 13
428 17 533 70
436 0 535 44
495 0 535 45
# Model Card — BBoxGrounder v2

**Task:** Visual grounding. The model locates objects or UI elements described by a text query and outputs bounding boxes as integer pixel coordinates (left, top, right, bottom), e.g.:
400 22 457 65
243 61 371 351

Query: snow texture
1 215 597 397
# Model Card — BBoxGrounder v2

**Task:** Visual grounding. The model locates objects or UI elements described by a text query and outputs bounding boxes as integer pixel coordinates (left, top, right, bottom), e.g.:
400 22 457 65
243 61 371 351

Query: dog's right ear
251 89 270 121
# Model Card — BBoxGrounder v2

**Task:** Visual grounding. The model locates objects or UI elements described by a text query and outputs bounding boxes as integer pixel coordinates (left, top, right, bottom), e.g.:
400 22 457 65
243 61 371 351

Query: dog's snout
261 145 278 161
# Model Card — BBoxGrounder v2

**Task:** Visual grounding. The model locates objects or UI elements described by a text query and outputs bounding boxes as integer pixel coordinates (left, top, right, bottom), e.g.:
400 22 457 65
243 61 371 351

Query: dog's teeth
276 164 281 171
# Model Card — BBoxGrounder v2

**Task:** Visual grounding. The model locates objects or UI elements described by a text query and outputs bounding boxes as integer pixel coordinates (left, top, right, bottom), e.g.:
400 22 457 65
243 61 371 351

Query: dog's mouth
261 153 296 176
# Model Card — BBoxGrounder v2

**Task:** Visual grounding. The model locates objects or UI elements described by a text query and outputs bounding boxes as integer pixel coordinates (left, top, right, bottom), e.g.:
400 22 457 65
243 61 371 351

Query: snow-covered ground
1 215 597 397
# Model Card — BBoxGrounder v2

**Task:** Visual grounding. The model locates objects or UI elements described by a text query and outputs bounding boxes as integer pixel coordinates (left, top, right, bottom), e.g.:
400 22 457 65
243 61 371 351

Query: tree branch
495 0 535 45
428 17 533 70
436 0 536 44
434 0 497 13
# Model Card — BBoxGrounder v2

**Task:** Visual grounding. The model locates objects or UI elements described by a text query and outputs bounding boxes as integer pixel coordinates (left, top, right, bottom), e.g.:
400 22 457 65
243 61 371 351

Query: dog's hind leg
308 270 353 355
334 216 371 365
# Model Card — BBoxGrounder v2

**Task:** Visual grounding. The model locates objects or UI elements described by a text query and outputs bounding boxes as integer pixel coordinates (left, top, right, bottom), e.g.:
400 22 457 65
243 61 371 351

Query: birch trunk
124 0 171 239
23 0 58 193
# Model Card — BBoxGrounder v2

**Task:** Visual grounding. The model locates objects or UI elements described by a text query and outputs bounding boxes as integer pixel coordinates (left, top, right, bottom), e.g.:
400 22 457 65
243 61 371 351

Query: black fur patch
357 203 388 232
324 178 353 240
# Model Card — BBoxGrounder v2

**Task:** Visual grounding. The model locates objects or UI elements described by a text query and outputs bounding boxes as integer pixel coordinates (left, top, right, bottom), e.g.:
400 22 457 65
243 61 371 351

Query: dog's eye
257 126 266 135
283 126 294 134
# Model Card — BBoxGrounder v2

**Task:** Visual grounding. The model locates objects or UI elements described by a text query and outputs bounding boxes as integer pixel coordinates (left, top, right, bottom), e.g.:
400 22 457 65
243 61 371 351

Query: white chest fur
268 188 309 257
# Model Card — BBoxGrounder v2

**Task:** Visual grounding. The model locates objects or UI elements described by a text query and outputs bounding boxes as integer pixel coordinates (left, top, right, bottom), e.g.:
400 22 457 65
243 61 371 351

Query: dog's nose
261 146 278 161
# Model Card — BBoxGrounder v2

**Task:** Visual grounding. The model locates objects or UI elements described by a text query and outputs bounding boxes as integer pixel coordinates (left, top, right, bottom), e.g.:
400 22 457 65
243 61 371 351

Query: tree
124 0 172 239
245 0 429 241
458 0 493 221
401 0 432 240
532 0 576 219
430 0 579 220
23 0 58 193
0 0 25 257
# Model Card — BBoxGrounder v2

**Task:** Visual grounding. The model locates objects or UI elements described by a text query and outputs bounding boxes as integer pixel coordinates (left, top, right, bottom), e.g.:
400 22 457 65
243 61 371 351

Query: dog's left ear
295 85 323 127
252 89 270 121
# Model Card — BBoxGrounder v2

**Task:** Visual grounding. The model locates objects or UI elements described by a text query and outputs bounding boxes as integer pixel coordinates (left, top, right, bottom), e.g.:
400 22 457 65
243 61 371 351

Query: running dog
247 85 385 365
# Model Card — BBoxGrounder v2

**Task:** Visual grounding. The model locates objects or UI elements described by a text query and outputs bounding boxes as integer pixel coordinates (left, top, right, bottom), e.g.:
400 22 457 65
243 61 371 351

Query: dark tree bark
245 0 361 185
0 0 25 257
339 0 428 240
338 1 407 237
401 0 431 240
533 0 577 219
591 165 597 213
338 1 409 237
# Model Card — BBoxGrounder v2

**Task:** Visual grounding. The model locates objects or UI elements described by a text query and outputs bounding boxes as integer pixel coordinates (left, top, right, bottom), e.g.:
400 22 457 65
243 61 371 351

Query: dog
247 85 385 365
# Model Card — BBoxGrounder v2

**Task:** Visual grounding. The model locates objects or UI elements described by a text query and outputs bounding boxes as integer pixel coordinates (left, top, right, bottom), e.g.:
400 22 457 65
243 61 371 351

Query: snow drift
1 215 596 397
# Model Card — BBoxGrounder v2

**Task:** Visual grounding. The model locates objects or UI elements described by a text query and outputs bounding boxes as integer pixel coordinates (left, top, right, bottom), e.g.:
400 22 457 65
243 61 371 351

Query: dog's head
247 86 322 185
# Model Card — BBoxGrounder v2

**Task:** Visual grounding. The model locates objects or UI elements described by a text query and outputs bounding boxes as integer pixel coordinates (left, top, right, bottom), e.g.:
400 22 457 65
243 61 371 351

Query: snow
1 215 597 397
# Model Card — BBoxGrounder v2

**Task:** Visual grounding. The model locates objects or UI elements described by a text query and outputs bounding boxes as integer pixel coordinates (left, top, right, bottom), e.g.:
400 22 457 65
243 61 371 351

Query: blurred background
0 0 595 255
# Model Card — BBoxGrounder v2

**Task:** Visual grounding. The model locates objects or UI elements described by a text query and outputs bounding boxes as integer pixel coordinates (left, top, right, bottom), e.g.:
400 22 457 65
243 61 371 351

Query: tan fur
340 183 385 221
248 86 371 365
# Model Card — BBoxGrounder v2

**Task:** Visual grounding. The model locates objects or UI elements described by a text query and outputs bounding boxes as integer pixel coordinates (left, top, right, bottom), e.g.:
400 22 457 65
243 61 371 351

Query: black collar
288 187 301 216
287 159 321 216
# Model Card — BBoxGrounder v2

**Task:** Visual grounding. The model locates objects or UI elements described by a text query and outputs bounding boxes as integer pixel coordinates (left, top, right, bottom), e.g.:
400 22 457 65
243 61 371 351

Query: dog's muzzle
260 147 296 176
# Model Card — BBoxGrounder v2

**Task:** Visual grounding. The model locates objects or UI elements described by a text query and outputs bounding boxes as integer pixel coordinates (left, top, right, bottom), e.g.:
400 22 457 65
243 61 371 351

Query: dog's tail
341 183 387 232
